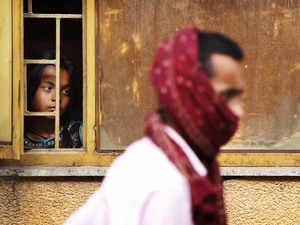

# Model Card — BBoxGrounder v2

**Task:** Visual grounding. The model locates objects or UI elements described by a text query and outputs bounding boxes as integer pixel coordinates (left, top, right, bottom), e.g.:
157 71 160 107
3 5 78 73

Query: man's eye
222 92 233 101
221 89 243 101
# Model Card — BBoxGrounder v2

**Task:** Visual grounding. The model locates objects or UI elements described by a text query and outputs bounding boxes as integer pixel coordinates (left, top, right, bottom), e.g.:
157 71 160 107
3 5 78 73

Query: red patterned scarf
144 27 239 225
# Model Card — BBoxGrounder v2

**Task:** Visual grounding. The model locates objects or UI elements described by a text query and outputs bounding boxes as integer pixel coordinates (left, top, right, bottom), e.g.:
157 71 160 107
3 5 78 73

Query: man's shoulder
104 137 187 190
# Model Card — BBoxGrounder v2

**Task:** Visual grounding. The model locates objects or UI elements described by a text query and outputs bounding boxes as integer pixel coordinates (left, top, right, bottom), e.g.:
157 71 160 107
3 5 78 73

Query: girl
24 51 82 150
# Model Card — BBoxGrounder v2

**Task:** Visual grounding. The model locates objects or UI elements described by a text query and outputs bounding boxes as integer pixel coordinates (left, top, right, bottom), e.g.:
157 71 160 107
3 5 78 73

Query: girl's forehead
42 65 56 79
41 65 70 81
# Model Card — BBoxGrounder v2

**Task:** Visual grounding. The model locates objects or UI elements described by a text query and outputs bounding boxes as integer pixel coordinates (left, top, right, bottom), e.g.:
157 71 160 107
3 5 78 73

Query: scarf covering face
144 27 239 225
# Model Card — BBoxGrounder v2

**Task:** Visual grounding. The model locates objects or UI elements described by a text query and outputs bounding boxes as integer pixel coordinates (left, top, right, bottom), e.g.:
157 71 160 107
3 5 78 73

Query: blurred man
64 26 244 225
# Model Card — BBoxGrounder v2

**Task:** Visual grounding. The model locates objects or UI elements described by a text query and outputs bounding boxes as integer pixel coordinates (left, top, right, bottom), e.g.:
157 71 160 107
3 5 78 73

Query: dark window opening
24 0 82 14
24 0 83 150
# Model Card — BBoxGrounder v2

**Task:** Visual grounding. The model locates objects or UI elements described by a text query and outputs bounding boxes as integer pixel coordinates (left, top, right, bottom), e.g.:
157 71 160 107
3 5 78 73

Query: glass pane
0 0 12 143
24 2 83 150
23 0 82 14
24 19 56 59
98 0 300 150
61 19 83 122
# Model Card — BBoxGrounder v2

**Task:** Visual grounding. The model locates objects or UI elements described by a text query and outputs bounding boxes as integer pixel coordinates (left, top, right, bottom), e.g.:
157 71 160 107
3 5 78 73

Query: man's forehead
210 54 243 79
209 53 244 92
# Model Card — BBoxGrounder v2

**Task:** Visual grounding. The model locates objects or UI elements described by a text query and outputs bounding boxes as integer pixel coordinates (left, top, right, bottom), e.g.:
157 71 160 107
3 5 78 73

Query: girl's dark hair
27 50 74 112
197 31 244 77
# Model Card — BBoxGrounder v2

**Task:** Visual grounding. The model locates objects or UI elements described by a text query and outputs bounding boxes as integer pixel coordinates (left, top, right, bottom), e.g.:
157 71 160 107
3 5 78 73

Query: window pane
98 0 300 150
0 0 12 143
24 0 82 14
24 1 83 150
24 19 56 59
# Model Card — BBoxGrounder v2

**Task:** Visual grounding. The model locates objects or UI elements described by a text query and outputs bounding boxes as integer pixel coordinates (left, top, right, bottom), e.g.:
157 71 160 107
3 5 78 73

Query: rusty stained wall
0 177 299 225
98 0 300 149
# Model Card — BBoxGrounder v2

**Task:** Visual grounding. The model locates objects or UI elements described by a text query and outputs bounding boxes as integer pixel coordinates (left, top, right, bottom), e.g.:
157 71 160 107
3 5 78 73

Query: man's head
150 27 244 155
197 32 244 118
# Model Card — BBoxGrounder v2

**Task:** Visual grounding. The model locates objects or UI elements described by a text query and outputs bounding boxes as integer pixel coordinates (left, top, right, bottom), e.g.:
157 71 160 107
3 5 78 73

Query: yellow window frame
0 0 299 168
0 0 119 166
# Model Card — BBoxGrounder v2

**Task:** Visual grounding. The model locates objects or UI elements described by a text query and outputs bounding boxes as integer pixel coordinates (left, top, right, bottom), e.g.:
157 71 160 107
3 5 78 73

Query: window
0 0 117 167
23 0 83 151
0 0 299 170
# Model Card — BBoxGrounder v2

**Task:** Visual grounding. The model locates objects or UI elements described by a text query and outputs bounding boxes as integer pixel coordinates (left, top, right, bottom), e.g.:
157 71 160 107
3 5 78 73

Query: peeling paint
173 1 189 10
273 20 279 38
121 42 129 55
132 33 141 50
289 62 300 73
100 17 111 44
132 77 140 104
101 82 113 89
260 7 290 16
105 8 122 21
284 13 294 18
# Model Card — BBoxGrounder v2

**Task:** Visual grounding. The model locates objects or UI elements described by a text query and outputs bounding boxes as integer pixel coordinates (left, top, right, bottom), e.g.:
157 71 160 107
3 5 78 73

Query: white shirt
63 126 207 225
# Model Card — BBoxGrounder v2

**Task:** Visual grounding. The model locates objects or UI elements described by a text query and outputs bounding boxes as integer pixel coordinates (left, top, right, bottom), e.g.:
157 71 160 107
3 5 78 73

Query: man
63 26 244 225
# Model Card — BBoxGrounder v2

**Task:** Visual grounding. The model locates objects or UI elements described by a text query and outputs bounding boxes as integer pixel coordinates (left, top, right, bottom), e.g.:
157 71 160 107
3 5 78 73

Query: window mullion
27 0 32 14
55 18 61 149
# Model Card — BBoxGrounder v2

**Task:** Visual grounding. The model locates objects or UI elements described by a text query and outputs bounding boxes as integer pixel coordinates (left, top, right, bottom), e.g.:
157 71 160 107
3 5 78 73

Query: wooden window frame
0 0 118 166
0 0 299 169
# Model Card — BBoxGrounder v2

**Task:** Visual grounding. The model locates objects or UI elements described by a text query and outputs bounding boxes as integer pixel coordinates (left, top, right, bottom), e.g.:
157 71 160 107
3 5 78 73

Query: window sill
0 166 298 177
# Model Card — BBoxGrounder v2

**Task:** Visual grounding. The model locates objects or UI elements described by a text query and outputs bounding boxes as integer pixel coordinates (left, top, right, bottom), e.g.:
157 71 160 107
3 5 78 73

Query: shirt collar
164 126 207 176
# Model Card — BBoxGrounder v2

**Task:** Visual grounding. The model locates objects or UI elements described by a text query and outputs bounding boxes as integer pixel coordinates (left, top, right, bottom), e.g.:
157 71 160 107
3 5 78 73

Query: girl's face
32 65 71 116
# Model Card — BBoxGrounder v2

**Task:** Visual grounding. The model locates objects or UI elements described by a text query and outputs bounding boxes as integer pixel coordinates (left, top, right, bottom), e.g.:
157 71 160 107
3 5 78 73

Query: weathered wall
224 178 300 225
98 0 300 150
0 177 299 225
0 177 102 225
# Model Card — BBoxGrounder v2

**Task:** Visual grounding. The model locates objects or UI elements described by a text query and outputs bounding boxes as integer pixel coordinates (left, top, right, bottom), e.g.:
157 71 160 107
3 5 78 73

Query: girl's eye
43 86 52 91
62 89 71 96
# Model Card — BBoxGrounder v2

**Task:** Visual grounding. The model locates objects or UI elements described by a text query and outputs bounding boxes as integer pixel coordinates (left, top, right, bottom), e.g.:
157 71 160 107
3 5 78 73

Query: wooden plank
55 18 60 149
0 0 12 144
94 0 101 151
218 153 300 167
24 59 56 64
24 13 82 19
82 0 87 149
20 152 119 166
0 146 13 159
24 65 27 111
0 152 296 167
12 0 24 159
27 0 32 13
24 112 56 116
24 148 84 153
86 0 96 154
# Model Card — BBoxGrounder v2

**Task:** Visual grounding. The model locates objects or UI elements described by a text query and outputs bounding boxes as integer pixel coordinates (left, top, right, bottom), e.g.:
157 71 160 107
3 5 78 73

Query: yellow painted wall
0 177 299 225
0 0 12 142
224 178 300 225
